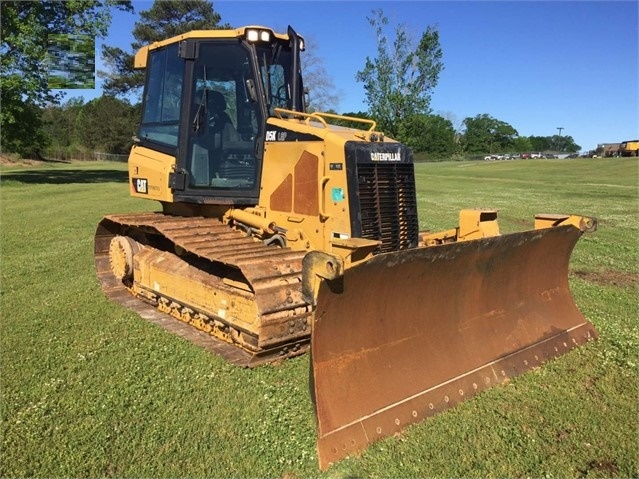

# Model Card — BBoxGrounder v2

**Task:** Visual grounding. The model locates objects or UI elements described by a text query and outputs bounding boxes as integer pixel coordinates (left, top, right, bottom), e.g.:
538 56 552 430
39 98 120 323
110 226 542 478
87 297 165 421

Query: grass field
1 158 637 478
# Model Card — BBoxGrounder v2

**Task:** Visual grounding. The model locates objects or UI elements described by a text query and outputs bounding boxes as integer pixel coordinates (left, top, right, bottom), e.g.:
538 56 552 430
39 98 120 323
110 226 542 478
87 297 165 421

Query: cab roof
134 26 300 69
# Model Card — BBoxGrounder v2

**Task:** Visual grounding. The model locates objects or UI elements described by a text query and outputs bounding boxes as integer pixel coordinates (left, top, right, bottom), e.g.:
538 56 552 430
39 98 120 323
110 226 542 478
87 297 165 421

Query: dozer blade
311 224 597 470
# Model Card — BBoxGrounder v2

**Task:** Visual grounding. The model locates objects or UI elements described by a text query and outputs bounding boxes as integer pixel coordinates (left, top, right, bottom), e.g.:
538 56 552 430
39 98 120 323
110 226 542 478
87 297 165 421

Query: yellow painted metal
96 213 313 362
421 209 502 246
458 208 500 239
257 120 328 251
108 236 140 282
301 251 345 306
273 108 378 133
133 246 261 335
134 26 304 68
330 238 381 267
227 208 276 234
620 140 639 157
534 214 597 232
128 145 176 202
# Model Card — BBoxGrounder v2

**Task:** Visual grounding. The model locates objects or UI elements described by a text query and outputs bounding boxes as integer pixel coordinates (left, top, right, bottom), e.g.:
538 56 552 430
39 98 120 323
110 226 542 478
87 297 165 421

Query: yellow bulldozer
95 26 598 469
620 139 639 157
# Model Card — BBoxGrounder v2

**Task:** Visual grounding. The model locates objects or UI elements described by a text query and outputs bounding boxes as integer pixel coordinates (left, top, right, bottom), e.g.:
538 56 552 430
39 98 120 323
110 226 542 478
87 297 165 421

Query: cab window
139 43 184 147
187 43 262 191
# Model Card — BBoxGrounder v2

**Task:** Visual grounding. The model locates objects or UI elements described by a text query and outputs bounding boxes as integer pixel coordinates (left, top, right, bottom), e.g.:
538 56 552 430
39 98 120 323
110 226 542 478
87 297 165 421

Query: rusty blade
311 225 597 470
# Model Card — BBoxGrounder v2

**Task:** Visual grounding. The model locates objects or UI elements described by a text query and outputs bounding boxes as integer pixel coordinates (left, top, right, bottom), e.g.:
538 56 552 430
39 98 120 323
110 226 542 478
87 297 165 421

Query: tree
323 110 374 129
525 134 580 153
301 37 341 112
101 0 229 98
512 136 533 153
0 99 50 157
0 0 132 157
528 135 550 152
356 9 443 139
550 134 580 153
559 135 580 153
398 114 455 156
461 114 518 154
75 96 138 153
41 97 85 151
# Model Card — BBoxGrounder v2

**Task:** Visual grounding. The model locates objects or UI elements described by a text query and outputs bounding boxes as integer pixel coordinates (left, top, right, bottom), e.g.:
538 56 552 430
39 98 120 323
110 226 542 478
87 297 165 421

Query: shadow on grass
1 169 129 185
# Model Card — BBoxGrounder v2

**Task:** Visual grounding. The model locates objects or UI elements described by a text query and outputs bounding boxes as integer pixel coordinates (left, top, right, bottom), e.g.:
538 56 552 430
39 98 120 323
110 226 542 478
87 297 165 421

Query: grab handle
319 176 330 220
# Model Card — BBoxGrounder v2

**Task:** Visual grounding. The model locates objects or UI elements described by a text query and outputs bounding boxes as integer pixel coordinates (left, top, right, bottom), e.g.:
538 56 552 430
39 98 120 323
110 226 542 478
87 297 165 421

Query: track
94 213 312 367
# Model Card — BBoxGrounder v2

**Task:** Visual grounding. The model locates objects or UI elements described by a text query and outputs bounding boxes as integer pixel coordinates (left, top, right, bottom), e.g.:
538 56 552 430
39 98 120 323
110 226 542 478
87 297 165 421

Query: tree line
1 1 580 160
330 111 580 159
37 95 581 161
41 96 139 159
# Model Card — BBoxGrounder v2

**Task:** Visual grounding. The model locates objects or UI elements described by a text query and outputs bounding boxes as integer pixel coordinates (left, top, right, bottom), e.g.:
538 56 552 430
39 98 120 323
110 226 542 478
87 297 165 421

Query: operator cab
136 27 305 203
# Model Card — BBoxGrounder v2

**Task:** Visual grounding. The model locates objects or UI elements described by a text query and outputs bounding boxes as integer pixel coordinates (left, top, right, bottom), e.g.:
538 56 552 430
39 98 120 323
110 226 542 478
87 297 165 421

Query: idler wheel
108 236 140 282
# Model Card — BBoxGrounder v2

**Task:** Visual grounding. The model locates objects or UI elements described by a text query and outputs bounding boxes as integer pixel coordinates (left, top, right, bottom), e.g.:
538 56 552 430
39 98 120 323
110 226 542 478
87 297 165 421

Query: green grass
1 158 637 478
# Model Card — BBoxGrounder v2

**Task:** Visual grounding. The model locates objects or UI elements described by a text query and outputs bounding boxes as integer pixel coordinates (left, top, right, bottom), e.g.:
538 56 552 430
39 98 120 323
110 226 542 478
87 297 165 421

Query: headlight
246 29 271 43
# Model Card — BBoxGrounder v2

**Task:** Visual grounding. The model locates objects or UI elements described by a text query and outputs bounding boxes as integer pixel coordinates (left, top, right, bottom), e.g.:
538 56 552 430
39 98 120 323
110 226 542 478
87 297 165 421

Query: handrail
272 108 377 132
273 108 328 128
312 112 377 132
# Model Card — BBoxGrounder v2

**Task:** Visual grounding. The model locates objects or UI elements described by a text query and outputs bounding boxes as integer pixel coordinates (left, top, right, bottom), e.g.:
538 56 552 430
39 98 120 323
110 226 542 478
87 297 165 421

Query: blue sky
76 0 638 152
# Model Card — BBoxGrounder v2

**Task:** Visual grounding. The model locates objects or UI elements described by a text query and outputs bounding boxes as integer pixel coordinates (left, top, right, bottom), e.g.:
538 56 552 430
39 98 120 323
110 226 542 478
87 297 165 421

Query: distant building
598 143 621 157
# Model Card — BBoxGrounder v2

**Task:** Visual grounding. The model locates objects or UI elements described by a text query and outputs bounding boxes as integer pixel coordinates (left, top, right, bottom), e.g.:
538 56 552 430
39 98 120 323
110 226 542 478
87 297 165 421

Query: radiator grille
357 163 419 254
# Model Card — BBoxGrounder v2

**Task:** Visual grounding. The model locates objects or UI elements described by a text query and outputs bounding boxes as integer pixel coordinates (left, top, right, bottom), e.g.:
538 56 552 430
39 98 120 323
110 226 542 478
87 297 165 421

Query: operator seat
207 91 234 141
206 91 253 183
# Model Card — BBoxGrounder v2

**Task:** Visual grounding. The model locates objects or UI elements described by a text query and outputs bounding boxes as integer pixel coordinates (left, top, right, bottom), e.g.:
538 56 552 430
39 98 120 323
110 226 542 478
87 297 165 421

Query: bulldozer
94 26 598 469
